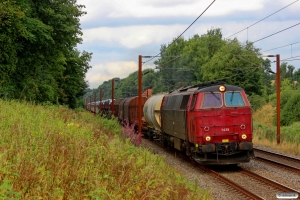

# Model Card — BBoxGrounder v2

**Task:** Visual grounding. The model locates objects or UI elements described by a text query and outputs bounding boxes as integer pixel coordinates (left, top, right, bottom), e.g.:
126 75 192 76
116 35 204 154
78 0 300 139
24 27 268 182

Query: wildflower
67 123 74 127
76 124 80 128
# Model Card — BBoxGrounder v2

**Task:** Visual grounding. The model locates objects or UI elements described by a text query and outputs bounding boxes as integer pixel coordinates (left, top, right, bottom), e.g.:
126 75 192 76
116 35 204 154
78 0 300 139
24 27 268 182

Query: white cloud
86 61 154 88
76 0 300 89
82 20 300 50
82 25 186 49
78 0 271 21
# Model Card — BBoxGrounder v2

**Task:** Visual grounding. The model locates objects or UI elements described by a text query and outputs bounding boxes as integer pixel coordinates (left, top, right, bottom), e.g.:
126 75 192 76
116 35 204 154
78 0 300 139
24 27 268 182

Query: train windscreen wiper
230 91 234 104
210 91 220 101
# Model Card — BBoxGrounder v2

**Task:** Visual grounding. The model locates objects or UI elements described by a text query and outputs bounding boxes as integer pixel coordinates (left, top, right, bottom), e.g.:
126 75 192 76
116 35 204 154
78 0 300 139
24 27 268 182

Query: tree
0 0 91 108
201 40 264 96
179 28 225 84
154 37 186 91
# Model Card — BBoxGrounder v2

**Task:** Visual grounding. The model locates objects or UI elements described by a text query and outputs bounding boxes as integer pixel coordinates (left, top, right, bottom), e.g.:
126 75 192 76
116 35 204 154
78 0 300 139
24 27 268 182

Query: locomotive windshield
202 92 222 108
225 91 245 106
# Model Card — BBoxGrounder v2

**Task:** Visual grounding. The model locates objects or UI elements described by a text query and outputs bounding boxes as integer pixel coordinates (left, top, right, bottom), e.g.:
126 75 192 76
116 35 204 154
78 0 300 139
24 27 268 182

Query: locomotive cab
187 84 255 164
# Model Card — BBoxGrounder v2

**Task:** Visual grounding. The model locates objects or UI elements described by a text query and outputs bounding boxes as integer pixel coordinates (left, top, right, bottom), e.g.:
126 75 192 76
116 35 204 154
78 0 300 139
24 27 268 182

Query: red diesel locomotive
143 81 254 165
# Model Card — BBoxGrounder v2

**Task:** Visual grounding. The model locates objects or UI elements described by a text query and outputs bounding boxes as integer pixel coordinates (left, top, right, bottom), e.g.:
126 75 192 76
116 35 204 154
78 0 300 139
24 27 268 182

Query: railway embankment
0 100 210 199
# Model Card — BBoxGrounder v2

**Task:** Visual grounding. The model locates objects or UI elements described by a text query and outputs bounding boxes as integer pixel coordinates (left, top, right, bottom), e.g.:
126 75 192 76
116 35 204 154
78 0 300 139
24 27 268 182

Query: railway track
234 167 299 199
151 140 263 199
196 164 264 200
254 147 300 174
148 139 300 199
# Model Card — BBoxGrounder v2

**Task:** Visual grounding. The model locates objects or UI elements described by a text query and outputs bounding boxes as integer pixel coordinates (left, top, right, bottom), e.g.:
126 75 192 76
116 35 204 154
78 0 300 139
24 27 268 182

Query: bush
280 92 300 126
248 94 266 111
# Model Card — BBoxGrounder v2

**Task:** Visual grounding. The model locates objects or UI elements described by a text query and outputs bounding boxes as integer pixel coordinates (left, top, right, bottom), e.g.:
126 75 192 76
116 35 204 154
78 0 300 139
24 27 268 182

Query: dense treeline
0 0 91 108
86 28 300 126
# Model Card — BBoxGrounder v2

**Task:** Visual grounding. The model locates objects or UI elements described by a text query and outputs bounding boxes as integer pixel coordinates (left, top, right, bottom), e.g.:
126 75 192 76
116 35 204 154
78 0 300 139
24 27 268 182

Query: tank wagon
143 82 254 165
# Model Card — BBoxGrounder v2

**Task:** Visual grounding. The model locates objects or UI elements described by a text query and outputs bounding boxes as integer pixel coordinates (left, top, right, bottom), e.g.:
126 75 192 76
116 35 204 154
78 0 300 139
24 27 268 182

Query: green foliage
248 94 266 111
201 40 264 95
254 122 300 144
0 179 21 199
0 99 210 199
280 92 300 126
280 62 295 81
0 0 91 108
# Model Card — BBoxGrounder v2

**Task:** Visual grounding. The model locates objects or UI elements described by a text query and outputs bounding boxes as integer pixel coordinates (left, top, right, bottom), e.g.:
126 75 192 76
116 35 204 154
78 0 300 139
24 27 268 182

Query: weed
0 99 211 199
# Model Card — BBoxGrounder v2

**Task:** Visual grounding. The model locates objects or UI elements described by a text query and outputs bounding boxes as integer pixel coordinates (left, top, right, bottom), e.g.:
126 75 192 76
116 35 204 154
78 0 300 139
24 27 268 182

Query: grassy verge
0 100 211 199
253 104 300 156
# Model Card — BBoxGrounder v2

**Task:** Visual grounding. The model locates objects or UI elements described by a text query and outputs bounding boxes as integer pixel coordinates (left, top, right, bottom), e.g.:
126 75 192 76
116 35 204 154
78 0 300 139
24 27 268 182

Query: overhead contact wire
143 0 216 65
252 22 300 43
225 0 299 39
261 41 300 53
155 56 181 68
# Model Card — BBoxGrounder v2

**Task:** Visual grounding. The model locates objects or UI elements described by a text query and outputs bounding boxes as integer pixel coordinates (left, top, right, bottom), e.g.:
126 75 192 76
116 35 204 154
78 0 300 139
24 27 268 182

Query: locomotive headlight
241 134 247 139
219 85 226 92
205 136 211 141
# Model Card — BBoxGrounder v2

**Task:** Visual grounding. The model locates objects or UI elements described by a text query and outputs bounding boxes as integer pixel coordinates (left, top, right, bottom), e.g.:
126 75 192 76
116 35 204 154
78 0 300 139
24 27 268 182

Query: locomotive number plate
222 139 229 142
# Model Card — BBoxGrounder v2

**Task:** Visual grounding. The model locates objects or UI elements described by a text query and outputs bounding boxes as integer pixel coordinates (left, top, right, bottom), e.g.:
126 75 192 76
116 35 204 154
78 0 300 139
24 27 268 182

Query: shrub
280 92 300 126
248 94 266 111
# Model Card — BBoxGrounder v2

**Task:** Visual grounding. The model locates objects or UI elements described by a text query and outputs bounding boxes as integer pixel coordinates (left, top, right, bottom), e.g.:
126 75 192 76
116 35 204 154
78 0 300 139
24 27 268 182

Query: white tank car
143 93 166 132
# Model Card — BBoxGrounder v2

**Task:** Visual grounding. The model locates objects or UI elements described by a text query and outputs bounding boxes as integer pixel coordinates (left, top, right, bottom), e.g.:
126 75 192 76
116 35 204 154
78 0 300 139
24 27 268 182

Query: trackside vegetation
0 99 211 199
253 104 300 156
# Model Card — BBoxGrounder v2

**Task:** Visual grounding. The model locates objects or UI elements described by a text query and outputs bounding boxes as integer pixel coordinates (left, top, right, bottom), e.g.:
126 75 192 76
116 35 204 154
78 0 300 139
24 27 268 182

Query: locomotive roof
199 84 243 92
167 81 243 95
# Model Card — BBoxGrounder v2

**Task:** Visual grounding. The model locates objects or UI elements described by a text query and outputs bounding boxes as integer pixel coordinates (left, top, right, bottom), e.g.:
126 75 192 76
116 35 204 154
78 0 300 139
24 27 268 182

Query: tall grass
0 100 211 199
253 103 300 155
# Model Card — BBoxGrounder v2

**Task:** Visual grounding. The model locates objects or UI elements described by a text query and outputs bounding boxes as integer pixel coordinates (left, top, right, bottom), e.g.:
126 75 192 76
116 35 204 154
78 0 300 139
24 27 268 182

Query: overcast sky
76 0 300 89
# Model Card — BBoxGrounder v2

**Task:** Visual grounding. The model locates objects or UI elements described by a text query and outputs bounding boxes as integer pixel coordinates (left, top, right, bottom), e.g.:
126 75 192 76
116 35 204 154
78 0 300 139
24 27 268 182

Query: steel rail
239 167 300 193
150 139 264 200
254 148 300 167
254 157 300 174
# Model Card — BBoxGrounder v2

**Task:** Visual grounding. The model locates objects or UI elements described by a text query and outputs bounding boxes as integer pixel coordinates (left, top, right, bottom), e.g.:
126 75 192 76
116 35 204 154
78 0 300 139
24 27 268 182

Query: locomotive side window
224 91 245 106
202 92 222 108
180 95 190 110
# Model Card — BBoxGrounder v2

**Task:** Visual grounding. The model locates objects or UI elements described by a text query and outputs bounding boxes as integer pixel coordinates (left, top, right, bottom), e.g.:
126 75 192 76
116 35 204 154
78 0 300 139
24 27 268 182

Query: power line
233 55 265 70
155 56 181 68
143 0 216 65
281 55 300 62
261 41 300 53
282 59 300 62
225 0 299 39
252 22 300 43
214 70 252 82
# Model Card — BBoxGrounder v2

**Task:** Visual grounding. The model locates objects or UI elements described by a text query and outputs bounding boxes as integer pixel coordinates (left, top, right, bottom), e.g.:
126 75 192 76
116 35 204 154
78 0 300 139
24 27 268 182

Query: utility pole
276 54 280 144
265 54 280 144
99 88 102 114
138 55 142 141
94 92 96 114
111 79 114 115
85 97 87 110
89 95 92 112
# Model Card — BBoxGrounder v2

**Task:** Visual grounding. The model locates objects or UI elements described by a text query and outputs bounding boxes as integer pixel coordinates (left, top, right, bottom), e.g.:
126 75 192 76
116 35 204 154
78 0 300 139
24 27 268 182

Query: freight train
87 81 255 165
